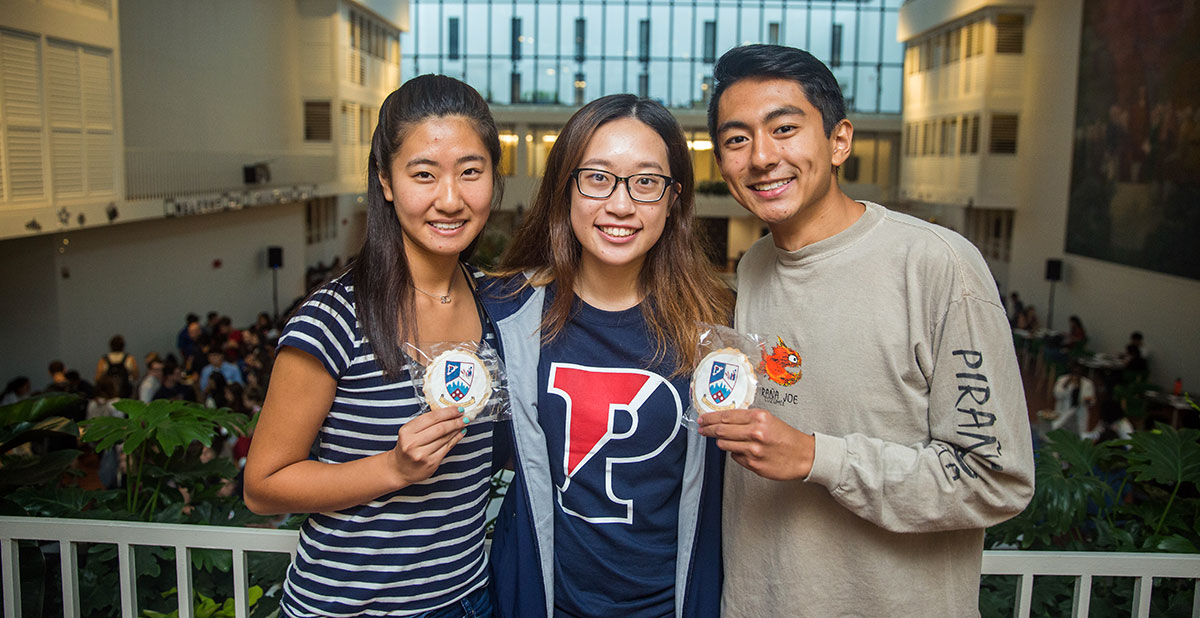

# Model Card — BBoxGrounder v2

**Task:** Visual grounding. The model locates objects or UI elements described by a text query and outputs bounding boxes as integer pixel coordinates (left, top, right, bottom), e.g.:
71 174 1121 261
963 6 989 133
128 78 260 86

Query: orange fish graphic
759 337 802 386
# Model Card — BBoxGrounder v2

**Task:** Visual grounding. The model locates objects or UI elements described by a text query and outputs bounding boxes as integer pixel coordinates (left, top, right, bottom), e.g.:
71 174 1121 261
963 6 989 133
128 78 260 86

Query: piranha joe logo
758 337 802 386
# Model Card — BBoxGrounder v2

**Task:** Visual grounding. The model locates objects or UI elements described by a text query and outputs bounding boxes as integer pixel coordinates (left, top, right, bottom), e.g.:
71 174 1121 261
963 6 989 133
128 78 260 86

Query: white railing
0 516 296 618
983 550 1200 618
1 516 1198 618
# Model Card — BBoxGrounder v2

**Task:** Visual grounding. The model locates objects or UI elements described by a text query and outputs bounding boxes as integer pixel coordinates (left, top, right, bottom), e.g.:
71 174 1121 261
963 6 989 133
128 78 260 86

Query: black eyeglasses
571 168 674 203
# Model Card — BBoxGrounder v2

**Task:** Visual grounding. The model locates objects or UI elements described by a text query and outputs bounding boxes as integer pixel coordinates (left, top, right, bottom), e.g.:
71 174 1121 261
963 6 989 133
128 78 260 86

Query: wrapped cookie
681 324 767 430
407 340 511 422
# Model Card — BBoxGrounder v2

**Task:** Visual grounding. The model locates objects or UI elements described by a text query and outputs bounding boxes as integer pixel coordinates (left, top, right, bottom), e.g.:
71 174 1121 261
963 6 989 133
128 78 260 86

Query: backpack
103 353 133 398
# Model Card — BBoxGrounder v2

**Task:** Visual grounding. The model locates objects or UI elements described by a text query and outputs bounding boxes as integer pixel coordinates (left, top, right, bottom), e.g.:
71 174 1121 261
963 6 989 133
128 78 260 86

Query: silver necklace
413 284 452 304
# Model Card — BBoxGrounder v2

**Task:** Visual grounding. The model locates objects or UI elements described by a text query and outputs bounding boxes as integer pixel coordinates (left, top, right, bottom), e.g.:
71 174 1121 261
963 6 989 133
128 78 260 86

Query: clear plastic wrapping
681 323 768 430
406 340 511 422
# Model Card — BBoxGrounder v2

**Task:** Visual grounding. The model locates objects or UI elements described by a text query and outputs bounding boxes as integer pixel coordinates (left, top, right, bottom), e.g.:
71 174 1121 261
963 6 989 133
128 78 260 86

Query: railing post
117 543 137 618
1071 574 1092 618
1191 579 1199 618
59 540 80 618
1130 576 1152 618
175 546 193 618
232 548 249 618
1013 573 1033 618
2 538 21 618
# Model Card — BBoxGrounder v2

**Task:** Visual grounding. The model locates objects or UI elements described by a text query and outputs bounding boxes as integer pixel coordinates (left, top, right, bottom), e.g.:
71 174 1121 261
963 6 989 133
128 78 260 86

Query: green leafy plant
0 393 84 492
141 585 263 618
982 424 1200 616
1112 379 1157 420
2 398 288 618
79 399 250 520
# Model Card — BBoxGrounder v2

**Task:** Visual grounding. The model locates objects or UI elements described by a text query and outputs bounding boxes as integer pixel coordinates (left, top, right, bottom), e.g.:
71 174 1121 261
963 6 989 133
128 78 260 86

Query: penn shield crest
444 361 474 402
708 362 738 404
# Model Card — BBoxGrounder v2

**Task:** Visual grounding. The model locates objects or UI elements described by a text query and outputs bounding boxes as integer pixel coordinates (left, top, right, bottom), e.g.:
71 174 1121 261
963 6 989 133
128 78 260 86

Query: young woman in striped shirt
245 75 502 618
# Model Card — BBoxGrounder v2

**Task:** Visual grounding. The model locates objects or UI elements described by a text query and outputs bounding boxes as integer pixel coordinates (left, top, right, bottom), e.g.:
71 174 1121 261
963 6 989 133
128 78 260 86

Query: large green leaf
166 458 239 488
112 397 151 419
1093 520 1137 551
1141 533 1199 553
0 449 80 487
1035 432 1112 530
0 416 79 450
1043 429 1108 470
1124 423 1200 488
0 393 83 426
8 485 123 519
191 547 233 573
80 415 136 451
79 545 121 617
93 399 248 458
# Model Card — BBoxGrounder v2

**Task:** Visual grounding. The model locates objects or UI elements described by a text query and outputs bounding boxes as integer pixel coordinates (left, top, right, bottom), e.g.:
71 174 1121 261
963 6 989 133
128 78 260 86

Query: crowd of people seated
2 311 278 411
1007 289 1184 443
0 310 279 489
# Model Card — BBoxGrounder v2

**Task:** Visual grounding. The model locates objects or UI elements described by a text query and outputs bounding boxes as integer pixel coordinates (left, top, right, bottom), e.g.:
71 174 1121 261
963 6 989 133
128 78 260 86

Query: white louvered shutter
47 40 83 198
81 48 114 194
2 32 45 200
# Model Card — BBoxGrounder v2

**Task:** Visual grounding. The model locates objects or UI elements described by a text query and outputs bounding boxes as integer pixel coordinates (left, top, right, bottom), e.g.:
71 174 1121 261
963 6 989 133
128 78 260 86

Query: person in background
204 311 220 337
87 376 125 488
45 360 70 392
1063 315 1088 352
1122 344 1149 381
1085 396 1135 443
0 377 31 406
138 356 165 403
696 44 1034 618
1008 291 1024 327
153 358 196 402
63 370 95 399
177 313 201 359
1016 304 1040 332
95 335 138 398
204 372 231 409
1124 331 1150 363
1047 362 1097 436
251 312 274 340
198 347 244 392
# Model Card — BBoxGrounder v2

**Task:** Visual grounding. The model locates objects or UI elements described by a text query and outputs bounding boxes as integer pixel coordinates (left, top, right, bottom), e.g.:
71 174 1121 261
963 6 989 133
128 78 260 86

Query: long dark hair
356 74 502 378
498 94 731 373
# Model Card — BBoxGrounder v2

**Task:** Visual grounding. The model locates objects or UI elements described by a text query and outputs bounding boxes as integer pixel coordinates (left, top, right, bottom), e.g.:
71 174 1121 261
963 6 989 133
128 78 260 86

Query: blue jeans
414 587 493 618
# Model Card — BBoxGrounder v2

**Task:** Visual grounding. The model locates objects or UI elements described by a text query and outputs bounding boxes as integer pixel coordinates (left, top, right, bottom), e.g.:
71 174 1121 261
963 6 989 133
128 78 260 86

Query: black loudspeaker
1045 258 1062 281
268 246 283 269
244 163 271 185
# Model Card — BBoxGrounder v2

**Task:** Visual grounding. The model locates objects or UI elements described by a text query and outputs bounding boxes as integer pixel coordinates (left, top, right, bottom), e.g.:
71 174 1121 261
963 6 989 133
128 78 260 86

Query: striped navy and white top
277 271 495 618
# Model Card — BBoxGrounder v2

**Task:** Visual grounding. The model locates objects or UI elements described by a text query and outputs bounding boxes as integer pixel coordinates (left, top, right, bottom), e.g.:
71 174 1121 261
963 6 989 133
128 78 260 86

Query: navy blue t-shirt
536 288 688 618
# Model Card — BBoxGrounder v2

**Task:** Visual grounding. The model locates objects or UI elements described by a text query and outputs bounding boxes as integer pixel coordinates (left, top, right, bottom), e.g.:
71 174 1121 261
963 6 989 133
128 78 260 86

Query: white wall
0 234 61 387
119 1 303 153
0 204 307 387
1008 0 1200 390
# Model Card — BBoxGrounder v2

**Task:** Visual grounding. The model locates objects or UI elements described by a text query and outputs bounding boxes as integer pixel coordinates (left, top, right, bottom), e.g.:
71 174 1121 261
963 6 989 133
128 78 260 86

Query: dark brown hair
498 94 731 373
357 74 502 378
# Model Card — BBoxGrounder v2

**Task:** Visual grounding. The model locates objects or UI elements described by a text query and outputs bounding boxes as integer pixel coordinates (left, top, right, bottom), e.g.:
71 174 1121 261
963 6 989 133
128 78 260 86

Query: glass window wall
404 0 903 113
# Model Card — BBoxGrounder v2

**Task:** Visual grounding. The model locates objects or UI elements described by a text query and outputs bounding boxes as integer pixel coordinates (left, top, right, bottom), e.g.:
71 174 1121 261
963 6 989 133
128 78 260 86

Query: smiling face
379 115 493 262
569 117 674 277
714 76 853 245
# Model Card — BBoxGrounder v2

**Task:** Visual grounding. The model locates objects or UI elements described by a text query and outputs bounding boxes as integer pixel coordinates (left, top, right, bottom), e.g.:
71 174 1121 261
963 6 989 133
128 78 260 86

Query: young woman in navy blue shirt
484 95 731 618
245 75 502 618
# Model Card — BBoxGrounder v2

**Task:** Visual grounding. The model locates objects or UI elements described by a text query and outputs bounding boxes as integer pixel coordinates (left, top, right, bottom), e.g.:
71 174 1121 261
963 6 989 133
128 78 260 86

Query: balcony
2 516 1198 618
